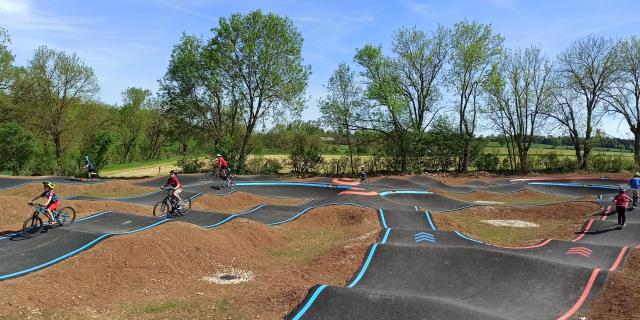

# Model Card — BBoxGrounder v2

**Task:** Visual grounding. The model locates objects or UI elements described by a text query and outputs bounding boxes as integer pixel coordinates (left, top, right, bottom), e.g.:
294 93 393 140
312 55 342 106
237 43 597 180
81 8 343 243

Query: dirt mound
434 202 602 246
0 180 155 199
433 189 581 204
0 205 378 319
582 249 640 319
192 191 304 212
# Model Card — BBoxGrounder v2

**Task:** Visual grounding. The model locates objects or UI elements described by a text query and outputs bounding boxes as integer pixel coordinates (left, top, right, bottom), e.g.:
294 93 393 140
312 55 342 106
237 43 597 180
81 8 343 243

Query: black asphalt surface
0 176 104 190
1 175 637 319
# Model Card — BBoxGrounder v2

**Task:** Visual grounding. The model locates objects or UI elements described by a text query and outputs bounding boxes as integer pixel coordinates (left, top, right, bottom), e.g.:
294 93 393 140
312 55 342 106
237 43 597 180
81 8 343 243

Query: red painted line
338 190 378 196
609 247 629 271
571 220 595 242
556 268 602 320
601 206 612 221
331 178 360 186
493 239 552 250
511 176 627 182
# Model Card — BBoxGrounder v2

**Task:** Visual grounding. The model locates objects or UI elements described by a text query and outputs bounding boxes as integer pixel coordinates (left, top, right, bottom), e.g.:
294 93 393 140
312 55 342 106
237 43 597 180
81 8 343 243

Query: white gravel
202 268 255 284
480 220 539 228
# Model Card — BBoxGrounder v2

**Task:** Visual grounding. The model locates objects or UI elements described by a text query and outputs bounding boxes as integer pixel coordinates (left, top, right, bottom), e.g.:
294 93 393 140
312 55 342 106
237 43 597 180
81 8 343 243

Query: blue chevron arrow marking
414 232 436 243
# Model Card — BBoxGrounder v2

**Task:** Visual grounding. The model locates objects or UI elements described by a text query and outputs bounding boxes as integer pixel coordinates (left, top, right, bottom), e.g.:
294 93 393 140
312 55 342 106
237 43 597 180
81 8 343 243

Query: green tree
605 36 640 166
12 46 99 168
447 20 504 172
119 87 151 162
485 46 553 172
208 10 311 171
319 63 364 173
548 35 619 170
0 26 14 92
0 122 37 175
87 129 117 170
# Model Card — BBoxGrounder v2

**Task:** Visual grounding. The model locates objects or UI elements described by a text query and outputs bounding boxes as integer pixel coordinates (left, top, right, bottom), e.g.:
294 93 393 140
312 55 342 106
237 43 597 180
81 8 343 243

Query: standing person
162 170 183 208
629 172 640 206
359 165 368 182
28 181 60 224
83 155 98 180
613 187 632 229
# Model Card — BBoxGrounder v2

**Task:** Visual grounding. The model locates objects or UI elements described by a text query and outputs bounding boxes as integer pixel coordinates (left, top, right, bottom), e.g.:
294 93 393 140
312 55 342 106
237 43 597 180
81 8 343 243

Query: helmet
170 170 177 175
216 154 222 157
635 172 640 177
361 165 365 169
43 181 55 189
619 186 626 194
84 155 89 160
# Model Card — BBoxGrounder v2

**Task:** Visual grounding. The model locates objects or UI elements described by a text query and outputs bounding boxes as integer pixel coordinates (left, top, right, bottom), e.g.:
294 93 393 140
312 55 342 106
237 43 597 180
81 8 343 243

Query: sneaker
623 223 627 227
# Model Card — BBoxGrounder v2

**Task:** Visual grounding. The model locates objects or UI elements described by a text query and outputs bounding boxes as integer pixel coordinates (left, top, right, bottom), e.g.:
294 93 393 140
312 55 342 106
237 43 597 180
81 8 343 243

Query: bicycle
153 188 192 217
23 203 76 238
206 168 235 189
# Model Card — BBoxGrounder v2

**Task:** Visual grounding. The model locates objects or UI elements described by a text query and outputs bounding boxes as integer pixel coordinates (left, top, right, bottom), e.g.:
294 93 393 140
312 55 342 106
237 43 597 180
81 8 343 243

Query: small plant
176 157 205 173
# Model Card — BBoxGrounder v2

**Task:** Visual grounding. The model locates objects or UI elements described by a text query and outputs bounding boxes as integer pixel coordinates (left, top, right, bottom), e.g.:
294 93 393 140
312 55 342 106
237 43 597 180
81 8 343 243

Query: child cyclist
28 181 60 224
613 187 632 229
162 170 183 208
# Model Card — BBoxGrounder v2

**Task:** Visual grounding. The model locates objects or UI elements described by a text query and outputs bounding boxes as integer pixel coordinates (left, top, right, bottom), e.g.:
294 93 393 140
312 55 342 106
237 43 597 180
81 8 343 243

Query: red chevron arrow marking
566 247 592 258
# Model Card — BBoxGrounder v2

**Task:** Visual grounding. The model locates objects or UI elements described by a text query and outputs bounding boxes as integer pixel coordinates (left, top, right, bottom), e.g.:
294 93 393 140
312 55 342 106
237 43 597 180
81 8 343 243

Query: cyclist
629 172 640 206
613 187 632 229
359 165 368 182
215 154 229 176
162 170 183 208
83 155 98 180
28 181 60 224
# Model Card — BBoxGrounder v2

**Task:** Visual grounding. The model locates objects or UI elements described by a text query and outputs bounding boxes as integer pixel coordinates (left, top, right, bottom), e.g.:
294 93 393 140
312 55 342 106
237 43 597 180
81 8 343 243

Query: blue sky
0 0 639 137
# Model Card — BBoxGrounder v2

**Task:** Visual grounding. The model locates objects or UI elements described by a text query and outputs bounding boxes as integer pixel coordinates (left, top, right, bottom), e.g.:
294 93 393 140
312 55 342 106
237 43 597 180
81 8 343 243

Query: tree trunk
581 141 591 170
346 130 354 175
634 128 640 168
237 123 255 172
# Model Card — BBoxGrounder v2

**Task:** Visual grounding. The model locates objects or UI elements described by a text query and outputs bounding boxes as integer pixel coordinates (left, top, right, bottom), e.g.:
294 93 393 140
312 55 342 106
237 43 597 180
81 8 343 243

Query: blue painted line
205 204 266 228
75 210 112 222
381 228 391 244
379 190 433 197
424 211 437 230
528 182 620 190
454 231 484 244
0 234 110 280
268 203 368 226
65 190 162 201
290 284 329 320
347 243 379 288
0 217 171 280
235 182 353 189
377 208 388 229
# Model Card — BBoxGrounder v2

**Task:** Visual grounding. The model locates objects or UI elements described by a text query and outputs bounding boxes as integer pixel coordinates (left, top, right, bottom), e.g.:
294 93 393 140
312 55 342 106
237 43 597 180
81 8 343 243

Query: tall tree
0 26 13 91
12 46 98 167
119 87 151 162
319 63 364 173
354 44 412 172
548 35 619 170
144 96 168 160
161 33 237 154
605 36 640 166
485 46 553 172
392 26 448 133
0 27 15 122
208 10 311 170
447 20 503 172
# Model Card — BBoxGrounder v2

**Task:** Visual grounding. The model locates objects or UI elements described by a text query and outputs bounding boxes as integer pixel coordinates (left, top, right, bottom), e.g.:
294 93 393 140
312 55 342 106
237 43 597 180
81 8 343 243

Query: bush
475 153 499 172
0 122 38 175
176 157 205 173
245 156 283 175
289 145 323 175
590 154 629 173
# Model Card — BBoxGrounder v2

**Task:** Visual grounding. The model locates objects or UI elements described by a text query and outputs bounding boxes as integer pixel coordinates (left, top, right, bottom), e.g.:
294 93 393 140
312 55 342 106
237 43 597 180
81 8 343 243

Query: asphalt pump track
0 176 636 319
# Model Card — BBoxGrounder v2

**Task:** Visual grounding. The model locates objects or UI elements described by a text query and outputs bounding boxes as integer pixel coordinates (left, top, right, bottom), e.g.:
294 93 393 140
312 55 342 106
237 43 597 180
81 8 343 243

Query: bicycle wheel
23 215 44 238
58 207 76 226
153 200 170 217
176 198 192 216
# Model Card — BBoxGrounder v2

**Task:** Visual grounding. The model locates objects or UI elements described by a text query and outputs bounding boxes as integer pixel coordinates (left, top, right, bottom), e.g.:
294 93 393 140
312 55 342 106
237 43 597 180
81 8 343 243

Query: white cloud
0 0 94 33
